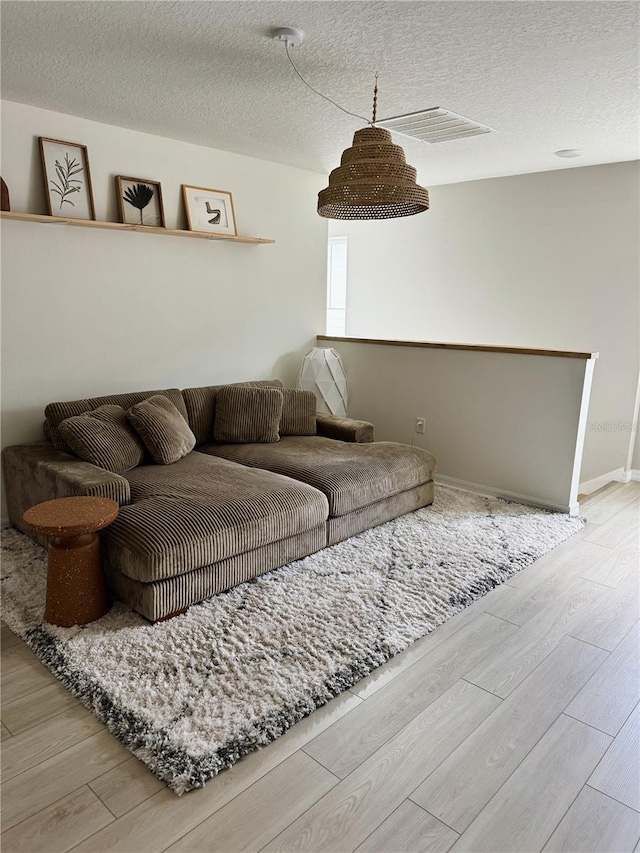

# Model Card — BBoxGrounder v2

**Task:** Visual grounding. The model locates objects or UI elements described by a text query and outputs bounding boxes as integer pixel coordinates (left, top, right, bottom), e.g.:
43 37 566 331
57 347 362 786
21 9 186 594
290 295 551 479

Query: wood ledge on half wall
317 335 599 361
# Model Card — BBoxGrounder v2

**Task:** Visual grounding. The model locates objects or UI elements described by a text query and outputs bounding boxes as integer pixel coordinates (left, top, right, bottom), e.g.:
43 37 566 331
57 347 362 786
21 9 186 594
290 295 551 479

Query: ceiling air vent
376 108 495 144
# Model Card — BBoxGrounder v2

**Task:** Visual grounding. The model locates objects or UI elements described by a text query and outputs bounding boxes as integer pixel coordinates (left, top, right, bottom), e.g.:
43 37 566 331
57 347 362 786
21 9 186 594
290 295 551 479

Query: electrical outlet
415 417 425 434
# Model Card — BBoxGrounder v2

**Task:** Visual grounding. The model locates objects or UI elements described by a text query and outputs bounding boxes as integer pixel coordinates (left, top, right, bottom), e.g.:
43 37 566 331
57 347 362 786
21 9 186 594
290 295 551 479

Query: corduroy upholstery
128 395 196 465
183 380 283 448
109 452 328 581
45 389 188 453
5 379 437 621
213 386 283 444
2 443 131 545
58 405 145 473
327 482 434 545
316 413 374 443
200 436 436 517
105 524 326 622
280 389 317 436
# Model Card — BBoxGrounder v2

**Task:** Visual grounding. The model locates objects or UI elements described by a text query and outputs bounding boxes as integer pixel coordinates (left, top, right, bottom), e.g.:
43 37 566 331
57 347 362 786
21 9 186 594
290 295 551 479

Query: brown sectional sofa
3 381 437 621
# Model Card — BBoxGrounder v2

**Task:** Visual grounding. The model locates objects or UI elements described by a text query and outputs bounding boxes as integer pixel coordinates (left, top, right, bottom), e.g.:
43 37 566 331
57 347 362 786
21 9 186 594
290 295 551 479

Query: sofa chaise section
105 452 328 619
201 437 436 545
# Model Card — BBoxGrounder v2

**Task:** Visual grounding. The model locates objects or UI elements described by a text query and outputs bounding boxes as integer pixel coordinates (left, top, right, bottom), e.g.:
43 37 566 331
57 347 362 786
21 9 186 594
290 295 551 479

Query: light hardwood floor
2 482 639 853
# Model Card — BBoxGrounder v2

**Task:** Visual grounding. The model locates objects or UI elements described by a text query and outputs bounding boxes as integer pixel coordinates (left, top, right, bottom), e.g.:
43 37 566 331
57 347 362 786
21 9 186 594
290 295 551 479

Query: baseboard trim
630 469 640 483
435 475 576 516
579 467 628 495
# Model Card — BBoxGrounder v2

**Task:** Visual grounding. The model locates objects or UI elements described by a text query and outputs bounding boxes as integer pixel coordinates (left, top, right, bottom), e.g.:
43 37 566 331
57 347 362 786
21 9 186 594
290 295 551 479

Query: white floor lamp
298 347 349 417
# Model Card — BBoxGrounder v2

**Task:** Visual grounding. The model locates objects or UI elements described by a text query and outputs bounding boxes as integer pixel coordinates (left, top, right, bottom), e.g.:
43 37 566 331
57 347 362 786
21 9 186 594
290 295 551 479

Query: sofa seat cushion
200 437 437 517
108 452 328 582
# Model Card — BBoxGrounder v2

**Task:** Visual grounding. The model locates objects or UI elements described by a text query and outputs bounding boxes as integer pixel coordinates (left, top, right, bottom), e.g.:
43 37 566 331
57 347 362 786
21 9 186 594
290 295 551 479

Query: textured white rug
1 486 583 794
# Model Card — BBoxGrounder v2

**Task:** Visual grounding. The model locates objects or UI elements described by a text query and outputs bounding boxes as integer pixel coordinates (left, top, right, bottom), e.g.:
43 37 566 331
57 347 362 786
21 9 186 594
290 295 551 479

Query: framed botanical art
116 176 165 227
39 137 95 220
182 185 237 237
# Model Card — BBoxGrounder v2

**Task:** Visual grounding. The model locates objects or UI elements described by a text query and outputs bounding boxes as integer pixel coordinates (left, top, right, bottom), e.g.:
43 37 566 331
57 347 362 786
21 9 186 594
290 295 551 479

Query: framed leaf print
116 176 165 227
182 185 237 237
39 137 95 220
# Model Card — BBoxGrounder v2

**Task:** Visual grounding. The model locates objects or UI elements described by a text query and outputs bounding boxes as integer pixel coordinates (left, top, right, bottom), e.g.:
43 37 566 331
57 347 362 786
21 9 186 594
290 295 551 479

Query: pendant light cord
285 43 374 127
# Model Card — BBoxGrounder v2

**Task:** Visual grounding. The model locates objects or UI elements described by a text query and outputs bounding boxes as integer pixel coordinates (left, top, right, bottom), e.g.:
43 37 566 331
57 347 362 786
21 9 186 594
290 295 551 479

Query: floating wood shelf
0 211 275 244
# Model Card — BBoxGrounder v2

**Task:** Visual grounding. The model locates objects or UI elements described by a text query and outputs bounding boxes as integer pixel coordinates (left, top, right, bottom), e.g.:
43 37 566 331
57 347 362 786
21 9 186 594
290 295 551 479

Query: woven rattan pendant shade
317 127 429 220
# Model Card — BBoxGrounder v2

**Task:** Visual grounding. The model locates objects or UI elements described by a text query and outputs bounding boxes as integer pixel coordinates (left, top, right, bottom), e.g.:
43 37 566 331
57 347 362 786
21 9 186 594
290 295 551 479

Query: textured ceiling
1 1 638 185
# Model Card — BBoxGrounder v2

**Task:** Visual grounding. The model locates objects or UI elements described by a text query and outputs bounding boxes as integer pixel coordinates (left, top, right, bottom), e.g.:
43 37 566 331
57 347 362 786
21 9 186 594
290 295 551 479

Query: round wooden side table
23 496 119 628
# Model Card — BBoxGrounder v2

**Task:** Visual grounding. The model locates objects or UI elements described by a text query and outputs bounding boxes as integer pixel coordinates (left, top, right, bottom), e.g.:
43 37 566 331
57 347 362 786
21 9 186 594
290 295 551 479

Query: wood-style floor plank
305 613 516 778
166 751 338 852
450 715 611 853
464 578 607 697
72 691 362 853
355 800 459 853
571 566 639 651
410 636 608 832
505 522 597 590
581 532 640 587
584 482 640 525
1 624 24 650
262 681 500 853
1 660 57 705
588 701 640 811
578 480 624 510
350 583 515 701
485 540 608 626
1 721 12 741
565 621 640 735
1 730 130 831
1 681 82 734
584 498 640 549
0 786 114 853
0 641 38 675
542 785 640 853
1 704 103 782
89 756 166 818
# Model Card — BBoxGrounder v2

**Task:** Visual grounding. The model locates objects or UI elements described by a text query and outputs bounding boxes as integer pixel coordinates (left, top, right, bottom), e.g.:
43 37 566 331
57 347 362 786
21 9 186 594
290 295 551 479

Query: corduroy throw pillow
280 389 317 436
128 395 196 465
214 386 283 444
59 405 145 473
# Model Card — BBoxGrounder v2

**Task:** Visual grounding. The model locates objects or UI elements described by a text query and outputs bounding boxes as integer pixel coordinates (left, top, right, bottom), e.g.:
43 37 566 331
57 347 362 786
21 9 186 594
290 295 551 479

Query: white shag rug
1 486 584 795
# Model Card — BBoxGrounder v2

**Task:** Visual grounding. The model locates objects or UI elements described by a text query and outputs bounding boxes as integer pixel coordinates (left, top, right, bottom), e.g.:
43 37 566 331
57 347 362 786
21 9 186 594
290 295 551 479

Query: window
326 236 347 336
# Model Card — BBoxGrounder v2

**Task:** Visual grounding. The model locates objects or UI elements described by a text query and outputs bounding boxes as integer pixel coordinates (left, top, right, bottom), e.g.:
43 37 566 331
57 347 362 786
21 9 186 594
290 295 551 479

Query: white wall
330 162 640 484
1 101 327 469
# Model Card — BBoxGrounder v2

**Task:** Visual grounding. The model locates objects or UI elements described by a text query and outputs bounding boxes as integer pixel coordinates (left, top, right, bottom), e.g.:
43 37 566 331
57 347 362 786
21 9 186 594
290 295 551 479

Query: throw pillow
58 405 145 473
279 389 317 436
214 386 283 444
128 395 196 465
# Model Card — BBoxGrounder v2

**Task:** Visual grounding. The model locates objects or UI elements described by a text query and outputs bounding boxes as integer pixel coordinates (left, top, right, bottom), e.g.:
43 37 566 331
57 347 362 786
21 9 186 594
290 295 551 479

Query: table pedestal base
45 533 110 628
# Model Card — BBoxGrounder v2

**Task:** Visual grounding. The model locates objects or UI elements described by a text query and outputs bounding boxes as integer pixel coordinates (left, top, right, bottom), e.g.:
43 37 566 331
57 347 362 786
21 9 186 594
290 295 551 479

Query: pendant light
318 76 429 220
273 28 429 221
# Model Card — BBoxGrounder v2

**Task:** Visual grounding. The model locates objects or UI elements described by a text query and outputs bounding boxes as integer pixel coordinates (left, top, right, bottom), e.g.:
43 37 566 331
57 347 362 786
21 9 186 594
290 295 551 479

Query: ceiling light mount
272 27 304 49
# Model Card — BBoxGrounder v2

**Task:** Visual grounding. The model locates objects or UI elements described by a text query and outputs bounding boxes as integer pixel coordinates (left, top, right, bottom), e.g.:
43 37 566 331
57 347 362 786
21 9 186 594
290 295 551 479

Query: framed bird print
116 176 165 227
182 185 237 237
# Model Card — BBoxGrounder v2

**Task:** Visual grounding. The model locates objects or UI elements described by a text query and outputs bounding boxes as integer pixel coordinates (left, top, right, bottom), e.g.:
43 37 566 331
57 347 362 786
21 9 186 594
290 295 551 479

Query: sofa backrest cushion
280 389 317 436
213 386 284 444
58 405 145 473
127 395 196 465
183 380 283 447
45 389 188 453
